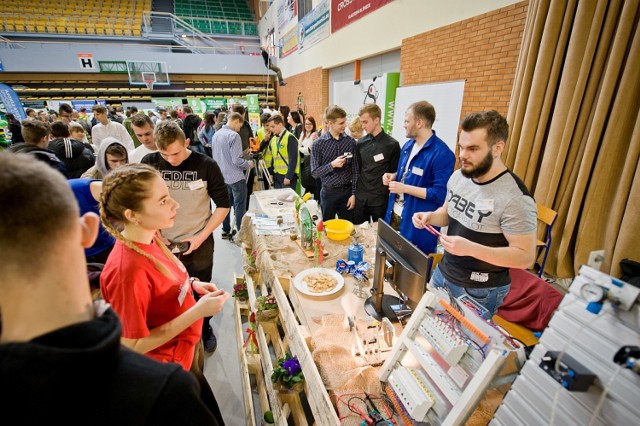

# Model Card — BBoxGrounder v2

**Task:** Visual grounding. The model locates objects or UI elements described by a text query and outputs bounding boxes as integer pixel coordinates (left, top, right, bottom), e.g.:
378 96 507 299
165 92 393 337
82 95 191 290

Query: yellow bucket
324 219 354 241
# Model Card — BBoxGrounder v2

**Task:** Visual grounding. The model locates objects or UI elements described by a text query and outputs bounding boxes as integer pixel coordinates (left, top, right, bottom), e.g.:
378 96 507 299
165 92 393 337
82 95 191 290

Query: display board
333 72 400 136
391 80 464 153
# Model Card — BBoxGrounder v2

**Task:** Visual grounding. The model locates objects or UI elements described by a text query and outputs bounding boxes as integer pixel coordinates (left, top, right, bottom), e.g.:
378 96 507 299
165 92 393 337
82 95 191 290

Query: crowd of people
0 96 538 422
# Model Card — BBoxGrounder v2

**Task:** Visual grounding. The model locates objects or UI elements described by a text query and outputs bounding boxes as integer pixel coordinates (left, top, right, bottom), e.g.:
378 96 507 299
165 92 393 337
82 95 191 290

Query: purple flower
282 357 301 375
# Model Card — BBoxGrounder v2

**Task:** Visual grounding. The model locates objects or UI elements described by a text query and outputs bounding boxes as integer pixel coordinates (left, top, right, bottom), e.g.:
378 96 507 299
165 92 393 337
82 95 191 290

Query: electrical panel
492 265 640 425
379 287 526 425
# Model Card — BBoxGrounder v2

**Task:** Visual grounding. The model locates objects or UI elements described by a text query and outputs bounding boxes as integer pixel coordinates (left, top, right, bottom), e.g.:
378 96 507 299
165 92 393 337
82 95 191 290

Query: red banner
331 0 393 33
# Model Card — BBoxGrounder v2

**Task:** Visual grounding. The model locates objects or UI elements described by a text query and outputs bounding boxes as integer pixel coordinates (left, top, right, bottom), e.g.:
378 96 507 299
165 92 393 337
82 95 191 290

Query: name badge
411 166 423 176
178 279 189 306
373 153 384 162
188 179 204 190
476 199 494 212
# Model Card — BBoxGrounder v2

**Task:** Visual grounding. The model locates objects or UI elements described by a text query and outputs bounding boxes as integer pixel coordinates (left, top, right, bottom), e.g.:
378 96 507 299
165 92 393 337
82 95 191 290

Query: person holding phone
310 105 359 221
99 163 230 424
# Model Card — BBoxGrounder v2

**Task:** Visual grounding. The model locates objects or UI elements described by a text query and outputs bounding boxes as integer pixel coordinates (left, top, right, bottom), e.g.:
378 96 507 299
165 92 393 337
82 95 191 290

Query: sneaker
279 81 287 86
221 230 232 239
203 327 218 353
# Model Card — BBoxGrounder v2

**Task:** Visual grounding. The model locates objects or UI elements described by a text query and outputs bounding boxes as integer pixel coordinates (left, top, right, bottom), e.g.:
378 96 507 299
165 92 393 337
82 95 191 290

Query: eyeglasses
305 122 312 125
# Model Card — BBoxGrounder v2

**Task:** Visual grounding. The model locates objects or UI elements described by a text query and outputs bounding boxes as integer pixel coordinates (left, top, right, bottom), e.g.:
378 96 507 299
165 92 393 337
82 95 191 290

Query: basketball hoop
144 79 154 90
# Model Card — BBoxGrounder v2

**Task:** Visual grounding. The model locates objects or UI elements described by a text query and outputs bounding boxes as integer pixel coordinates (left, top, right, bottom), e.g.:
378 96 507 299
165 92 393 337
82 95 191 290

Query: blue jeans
429 266 510 319
222 179 247 233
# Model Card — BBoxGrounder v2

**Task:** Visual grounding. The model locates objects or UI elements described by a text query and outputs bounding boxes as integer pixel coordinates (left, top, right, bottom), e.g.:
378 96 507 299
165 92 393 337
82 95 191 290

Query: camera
168 241 190 254
343 152 353 159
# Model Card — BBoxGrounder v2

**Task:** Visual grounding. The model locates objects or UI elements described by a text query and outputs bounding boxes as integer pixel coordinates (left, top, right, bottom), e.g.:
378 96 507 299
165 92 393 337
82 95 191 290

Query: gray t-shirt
439 169 537 288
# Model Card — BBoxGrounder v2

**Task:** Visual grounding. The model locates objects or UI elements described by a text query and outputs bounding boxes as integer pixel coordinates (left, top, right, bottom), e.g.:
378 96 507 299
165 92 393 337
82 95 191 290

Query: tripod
248 152 272 191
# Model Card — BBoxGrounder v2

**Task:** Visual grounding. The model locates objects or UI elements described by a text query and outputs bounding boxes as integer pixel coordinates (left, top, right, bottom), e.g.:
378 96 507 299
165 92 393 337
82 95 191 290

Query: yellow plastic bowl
324 219 354 241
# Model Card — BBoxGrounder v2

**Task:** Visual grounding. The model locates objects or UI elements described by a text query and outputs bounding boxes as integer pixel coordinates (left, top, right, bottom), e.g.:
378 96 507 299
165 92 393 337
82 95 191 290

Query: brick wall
401 1 528 120
276 67 328 124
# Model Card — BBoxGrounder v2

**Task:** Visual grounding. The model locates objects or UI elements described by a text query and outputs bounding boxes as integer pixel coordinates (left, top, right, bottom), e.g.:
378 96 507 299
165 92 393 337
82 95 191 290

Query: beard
460 149 493 179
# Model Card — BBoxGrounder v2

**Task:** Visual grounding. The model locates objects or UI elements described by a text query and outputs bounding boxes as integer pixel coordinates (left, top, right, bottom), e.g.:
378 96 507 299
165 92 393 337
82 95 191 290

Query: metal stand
249 152 272 191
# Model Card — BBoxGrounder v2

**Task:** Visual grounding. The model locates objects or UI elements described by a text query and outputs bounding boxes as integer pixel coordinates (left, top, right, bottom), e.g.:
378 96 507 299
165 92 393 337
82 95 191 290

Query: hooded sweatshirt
81 136 128 179
0 304 219 424
48 137 95 178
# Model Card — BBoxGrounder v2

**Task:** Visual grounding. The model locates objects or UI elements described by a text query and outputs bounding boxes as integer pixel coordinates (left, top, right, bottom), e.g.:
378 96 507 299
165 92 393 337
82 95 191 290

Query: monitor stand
364 294 403 322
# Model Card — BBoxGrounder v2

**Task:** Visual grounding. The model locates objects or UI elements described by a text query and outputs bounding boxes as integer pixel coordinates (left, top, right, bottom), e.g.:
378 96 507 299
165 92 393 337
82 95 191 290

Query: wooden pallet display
271 276 342 425
233 273 269 426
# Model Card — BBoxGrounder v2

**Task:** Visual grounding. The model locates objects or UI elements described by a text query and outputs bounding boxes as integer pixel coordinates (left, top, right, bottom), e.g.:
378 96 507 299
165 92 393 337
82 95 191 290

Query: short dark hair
50 121 71 138
408 101 436 128
359 103 381 120
461 110 509 147
227 112 243 124
231 104 246 116
154 120 186 150
267 114 284 126
92 105 107 114
131 113 153 128
59 103 73 115
325 105 347 121
21 118 50 145
260 112 272 125
0 152 78 280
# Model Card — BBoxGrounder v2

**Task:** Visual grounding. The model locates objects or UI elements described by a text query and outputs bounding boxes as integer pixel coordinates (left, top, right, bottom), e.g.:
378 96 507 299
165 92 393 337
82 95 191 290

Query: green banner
246 94 260 134
187 98 227 114
383 72 400 134
152 98 184 108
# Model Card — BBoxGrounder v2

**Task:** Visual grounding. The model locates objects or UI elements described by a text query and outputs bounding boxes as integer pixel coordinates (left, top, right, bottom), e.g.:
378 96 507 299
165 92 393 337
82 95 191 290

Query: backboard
127 61 171 86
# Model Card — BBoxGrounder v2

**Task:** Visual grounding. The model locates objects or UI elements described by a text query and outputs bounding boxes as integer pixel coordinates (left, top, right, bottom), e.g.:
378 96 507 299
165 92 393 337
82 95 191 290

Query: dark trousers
190 340 225 425
353 197 387 225
320 186 353 222
246 168 255 210
177 234 214 338
273 173 298 190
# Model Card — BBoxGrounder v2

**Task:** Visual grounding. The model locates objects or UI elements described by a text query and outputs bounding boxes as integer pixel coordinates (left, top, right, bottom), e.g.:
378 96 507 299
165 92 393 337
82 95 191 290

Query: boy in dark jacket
48 121 95 178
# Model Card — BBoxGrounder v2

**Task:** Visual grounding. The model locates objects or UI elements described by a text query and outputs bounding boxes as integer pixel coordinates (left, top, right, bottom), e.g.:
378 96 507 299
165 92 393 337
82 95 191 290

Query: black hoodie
0 306 219 425
48 137 95 178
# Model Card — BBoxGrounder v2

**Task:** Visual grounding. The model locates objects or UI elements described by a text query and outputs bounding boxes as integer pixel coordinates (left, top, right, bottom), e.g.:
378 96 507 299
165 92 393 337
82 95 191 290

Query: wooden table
234 189 394 425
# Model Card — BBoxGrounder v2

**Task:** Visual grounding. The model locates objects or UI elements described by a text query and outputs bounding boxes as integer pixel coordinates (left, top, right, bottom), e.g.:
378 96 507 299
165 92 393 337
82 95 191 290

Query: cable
548 297 607 424
588 364 625 426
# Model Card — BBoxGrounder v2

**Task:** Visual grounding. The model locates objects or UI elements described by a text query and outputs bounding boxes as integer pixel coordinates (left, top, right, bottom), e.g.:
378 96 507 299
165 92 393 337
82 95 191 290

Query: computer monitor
365 220 431 322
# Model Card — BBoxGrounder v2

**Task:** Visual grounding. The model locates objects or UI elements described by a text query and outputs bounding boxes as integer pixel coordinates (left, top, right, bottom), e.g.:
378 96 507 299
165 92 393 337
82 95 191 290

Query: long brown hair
100 163 177 278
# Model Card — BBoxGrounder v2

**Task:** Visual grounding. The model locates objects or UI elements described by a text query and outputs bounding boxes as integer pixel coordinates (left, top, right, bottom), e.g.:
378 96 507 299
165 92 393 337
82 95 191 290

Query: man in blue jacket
383 101 454 255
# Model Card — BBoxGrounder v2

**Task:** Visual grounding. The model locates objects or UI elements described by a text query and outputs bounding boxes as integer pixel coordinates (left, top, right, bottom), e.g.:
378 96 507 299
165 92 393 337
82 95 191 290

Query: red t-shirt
100 240 202 371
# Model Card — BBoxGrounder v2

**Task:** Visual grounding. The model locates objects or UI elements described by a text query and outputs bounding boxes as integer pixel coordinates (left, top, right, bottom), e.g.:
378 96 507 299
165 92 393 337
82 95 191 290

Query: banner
298 0 330 53
246 94 260 134
278 0 298 33
71 100 97 112
0 83 27 120
186 98 227 115
331 0 393 33
279 25 299 59
332 72 400 135
153 98 184 108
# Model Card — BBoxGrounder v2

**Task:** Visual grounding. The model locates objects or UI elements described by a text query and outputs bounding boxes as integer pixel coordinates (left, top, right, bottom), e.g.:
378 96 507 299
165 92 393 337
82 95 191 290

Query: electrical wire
588 364 625 426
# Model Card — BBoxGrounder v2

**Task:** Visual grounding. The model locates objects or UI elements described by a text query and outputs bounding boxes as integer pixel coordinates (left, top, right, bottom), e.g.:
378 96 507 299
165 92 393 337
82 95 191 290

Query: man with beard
383 101 455 255
412 110 537 318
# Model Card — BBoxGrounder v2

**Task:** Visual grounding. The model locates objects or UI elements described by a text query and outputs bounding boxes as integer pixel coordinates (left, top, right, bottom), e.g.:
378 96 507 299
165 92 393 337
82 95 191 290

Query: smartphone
169 241 190 254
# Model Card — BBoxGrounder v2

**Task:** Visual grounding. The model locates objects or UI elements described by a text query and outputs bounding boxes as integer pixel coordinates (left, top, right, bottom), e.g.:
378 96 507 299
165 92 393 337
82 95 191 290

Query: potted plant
271 353 304 392
255 294 279 322
233 282 249 301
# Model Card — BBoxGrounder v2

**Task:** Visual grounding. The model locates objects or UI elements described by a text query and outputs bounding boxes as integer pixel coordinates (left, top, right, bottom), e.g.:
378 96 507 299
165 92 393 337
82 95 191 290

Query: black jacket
0 307 220 425
8 143 69 177
48 138 96 178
